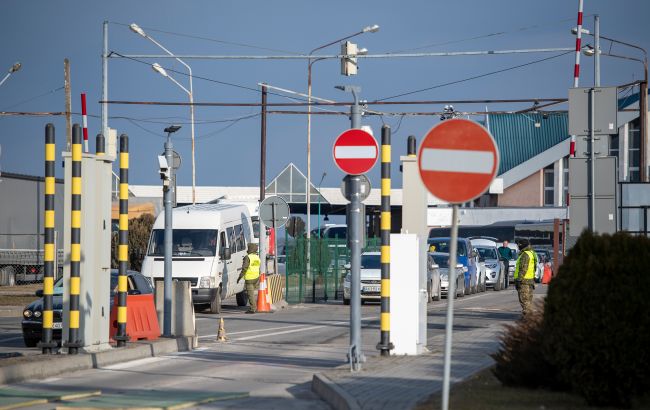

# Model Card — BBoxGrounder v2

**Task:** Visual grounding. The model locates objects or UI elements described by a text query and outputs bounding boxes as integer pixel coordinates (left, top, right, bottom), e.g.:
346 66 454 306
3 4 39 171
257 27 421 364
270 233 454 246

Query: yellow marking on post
381 246 390 264
71 210 81 228
120 183 129 200
408 153 416 157
45 210 55 228
119 245 128 262
120 152 129 169
44 243 54 262
381 145 391 163
42 310 53 328
72 177 82 195
381 279 390 297
69 310 79 328
118 275 127 292
381 178 390 194
119 214 128 231
71 243 80 262
380 312 390 331
97 152 104 157
72 144 82 161
381 211 391 231
45 143 55 161
70 277 80 295
45 177 55 195
117 306 127 323
44 277 54 295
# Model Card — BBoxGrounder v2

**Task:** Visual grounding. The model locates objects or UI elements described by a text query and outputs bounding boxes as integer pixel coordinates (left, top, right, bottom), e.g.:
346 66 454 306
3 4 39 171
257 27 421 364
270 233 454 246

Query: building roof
488 112 570 175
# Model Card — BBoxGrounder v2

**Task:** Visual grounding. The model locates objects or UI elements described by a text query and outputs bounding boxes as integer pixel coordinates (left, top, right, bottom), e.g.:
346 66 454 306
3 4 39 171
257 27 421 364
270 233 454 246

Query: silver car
429 252 465 298
427 253 442 302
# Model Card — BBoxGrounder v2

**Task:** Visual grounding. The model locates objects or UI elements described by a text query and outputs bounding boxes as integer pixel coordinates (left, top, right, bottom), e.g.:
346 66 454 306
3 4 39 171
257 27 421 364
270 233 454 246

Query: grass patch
415 367 650 410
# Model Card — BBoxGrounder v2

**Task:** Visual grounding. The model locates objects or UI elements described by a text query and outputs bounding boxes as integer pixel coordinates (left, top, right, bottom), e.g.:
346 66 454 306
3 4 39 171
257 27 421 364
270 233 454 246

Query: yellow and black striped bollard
67 124 82 354
377 125 394 356
41 124 58 354
96 133 105 157
115 134 130 347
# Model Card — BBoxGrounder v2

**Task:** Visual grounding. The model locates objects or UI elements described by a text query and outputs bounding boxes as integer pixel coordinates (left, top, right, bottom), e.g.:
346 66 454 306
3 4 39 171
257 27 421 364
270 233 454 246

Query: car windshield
427 239 467 257
476 247 497 260
431 254 449 268
361 254 381 269
147 229 218 257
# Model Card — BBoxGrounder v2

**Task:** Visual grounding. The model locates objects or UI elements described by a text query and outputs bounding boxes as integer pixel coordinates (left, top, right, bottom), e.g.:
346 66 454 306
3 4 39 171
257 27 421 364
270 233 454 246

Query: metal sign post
346 174 364 371
442 205 459 410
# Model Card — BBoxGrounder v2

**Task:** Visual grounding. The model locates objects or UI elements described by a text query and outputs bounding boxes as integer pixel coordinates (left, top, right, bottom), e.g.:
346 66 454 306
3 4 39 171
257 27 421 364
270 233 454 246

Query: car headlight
23 310 33 318
33 310 42 318
199 276 213 288
440 274 448 280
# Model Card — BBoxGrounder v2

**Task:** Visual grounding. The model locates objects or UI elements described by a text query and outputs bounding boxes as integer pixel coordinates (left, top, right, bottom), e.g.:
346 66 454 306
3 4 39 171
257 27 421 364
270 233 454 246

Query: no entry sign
333 129 378 175
418 118 499 203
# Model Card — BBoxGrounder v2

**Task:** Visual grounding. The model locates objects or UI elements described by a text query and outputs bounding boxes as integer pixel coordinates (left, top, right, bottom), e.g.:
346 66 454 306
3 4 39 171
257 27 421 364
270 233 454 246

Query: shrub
542 231 650 407
111 213 155 272
491 305 564 390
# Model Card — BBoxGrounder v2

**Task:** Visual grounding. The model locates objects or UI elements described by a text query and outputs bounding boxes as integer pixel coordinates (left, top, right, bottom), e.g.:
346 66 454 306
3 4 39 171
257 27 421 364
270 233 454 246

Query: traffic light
341 41 358 76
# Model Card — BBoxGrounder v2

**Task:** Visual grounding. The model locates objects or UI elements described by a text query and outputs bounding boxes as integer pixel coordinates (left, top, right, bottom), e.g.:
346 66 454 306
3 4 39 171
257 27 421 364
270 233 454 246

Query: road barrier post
115 134 130 347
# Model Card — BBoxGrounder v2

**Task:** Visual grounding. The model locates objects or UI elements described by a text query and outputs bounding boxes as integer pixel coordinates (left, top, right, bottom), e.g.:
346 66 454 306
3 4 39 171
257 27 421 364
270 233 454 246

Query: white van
141 203 252 314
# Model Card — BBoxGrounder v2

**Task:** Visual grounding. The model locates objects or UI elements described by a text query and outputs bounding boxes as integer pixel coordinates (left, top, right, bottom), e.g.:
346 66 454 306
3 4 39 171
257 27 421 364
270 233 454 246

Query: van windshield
147 229 218 257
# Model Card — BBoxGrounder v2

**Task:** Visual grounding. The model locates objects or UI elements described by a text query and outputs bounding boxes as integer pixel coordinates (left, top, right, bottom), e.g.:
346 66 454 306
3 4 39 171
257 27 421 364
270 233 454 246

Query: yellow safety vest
514 250 536 280
243 253 261 281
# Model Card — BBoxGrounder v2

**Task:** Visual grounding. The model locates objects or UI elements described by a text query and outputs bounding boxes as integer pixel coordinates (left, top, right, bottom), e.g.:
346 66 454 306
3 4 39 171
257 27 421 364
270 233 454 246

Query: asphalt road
0 285 547 409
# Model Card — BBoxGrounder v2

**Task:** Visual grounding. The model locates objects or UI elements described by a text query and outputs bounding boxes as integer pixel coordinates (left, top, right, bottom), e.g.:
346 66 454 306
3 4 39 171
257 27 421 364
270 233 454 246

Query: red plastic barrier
542 264 552 284
110 293 161 342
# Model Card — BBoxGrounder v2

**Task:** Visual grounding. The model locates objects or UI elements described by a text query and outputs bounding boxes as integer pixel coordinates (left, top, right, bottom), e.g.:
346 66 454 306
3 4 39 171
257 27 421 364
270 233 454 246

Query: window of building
629 119 641 182
544 165 554 207
563 157 569 206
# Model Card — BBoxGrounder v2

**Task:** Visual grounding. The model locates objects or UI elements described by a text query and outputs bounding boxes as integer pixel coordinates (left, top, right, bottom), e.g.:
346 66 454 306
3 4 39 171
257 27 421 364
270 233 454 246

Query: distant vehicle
430 252 465 298
427 253 442 302
427 237 478 295
0 249 64 286
141 203 253 314
21 269 152 347
342 251 381 305
533 248 552 283
471 238 505 291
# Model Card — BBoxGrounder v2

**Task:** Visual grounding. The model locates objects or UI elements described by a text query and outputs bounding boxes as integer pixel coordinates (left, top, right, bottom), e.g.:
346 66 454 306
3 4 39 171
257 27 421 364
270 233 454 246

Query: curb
312 373 361 410
0 336 194 385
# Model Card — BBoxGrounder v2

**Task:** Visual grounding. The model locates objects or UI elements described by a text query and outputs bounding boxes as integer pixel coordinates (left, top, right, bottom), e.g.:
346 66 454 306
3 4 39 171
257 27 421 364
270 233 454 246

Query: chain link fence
283 236 380 304
0 234 63 286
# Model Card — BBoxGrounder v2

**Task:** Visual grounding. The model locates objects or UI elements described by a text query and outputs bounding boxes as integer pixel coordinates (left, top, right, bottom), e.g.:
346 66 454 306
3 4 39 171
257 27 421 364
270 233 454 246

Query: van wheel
209 286 222 314
236 291 247 307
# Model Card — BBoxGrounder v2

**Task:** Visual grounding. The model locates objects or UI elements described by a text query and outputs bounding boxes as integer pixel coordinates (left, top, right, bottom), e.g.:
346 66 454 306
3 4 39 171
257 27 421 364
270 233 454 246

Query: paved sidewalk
313 317 507 410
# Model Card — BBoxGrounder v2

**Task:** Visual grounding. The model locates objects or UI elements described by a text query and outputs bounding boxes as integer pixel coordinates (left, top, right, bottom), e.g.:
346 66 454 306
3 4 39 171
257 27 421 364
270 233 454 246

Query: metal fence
283 236 380 304
0 234 63 286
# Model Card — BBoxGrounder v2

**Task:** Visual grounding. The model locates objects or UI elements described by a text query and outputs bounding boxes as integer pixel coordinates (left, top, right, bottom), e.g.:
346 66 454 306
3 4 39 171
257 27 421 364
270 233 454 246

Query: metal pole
595 15 600 87
641 70 648 182
66 124 82 354
347 174 363 371
589 88 596 232
64 59 72 152
163 132 173 337
260 84 267 278
116 134 129 347
351 89 361 129
306 61 312 287
41 124 57 354
441 204 460 410
102 21 108 139
189 73 196 205
569 0 585 158
377 125 393 356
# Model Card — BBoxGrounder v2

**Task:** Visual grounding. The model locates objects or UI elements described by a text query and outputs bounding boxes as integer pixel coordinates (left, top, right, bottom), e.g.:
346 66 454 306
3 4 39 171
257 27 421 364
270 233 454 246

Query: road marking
100 356 166 370
0 336 23 342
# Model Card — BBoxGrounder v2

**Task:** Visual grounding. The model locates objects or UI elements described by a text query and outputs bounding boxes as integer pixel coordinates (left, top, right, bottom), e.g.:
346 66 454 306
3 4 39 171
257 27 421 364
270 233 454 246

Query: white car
427 253 442 302
471 238 505 291
343 252 381 305
429 252 465 298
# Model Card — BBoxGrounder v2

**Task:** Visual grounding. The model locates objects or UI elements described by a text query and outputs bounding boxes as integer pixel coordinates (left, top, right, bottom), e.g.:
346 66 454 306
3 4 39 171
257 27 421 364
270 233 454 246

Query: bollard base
113 335 129 348
63 340 83 355
38 341 58 355
376 342 394 357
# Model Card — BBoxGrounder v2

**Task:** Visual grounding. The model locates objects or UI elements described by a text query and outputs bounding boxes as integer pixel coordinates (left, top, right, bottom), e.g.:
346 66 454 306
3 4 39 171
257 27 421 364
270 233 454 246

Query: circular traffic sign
340 175 371 202
417 118 499 204
259 196 290 228
332 128 378 175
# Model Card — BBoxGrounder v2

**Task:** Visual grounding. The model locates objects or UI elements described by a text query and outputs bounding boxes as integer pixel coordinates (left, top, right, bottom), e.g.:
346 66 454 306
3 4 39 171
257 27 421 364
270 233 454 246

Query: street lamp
305 25 379 278
0 62 22 88
130 23 197 203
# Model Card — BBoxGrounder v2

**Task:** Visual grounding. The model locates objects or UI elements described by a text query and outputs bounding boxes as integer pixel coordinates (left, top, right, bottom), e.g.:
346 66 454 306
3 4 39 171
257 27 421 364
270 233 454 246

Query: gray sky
1 0 648 190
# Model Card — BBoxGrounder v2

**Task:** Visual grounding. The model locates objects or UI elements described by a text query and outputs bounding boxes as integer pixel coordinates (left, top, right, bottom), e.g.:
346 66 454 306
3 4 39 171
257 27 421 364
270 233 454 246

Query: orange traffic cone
256 273 272 313
542 263 552 284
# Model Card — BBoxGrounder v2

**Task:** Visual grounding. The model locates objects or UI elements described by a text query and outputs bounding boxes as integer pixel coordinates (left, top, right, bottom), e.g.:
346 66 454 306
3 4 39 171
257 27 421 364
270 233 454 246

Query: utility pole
162 125 180 337
259 84 268 274
102 21 108 144
64 59 72 151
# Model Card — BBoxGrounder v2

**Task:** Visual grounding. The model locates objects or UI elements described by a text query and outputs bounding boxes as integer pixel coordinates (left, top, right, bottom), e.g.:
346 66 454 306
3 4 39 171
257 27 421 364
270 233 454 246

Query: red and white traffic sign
418 118 499 203
332 128 378 175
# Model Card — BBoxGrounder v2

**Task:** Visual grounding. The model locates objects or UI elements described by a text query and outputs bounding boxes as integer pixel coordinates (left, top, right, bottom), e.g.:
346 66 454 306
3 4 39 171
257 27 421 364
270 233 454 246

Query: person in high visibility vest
514 238 537 316
238 243 260 314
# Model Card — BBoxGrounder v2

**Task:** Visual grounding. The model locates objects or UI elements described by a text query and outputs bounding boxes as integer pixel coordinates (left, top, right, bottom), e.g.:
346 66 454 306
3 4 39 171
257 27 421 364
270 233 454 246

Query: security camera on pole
333 85 378 371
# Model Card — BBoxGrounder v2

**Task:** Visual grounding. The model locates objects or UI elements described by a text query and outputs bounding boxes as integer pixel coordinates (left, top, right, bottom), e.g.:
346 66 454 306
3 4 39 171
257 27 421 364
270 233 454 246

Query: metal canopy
265 163 328 205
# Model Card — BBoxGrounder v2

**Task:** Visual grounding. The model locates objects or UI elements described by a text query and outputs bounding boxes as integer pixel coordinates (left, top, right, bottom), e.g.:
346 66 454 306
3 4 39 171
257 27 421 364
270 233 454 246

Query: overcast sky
1 0 648 191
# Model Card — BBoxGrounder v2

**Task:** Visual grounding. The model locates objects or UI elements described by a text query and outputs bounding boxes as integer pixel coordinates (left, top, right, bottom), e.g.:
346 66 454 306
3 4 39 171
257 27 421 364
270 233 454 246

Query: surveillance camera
158 155 170 186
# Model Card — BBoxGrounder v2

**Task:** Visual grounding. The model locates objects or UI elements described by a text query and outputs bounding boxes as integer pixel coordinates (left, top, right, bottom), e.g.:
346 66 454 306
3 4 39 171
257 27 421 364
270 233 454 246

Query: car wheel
459 283 465 298
209 286 222 314
433 281 441 301
23 336 39 348
236 290 247 307
343 297 350 305
427 280 432 304
465 284 470 296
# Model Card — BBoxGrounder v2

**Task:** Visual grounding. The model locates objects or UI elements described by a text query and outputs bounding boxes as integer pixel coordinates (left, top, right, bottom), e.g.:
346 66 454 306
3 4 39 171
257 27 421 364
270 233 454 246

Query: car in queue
471 238 505 291
427 237 478 295
429 252 465 299
21 269 152 347
343 251 381 305
427 252 441 302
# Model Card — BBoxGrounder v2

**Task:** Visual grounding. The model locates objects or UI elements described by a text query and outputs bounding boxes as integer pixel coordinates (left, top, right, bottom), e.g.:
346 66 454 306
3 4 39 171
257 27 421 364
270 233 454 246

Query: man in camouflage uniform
514 238 537 316
238 243 260 314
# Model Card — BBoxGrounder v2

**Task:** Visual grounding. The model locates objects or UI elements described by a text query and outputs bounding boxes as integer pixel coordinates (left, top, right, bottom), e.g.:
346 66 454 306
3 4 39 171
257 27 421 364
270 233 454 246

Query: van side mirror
221 247 232 260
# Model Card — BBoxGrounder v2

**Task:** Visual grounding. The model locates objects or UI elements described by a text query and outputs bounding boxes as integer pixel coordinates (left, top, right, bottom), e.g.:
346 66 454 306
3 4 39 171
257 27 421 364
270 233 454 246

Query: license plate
52 322 62 329
363 286 380 293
